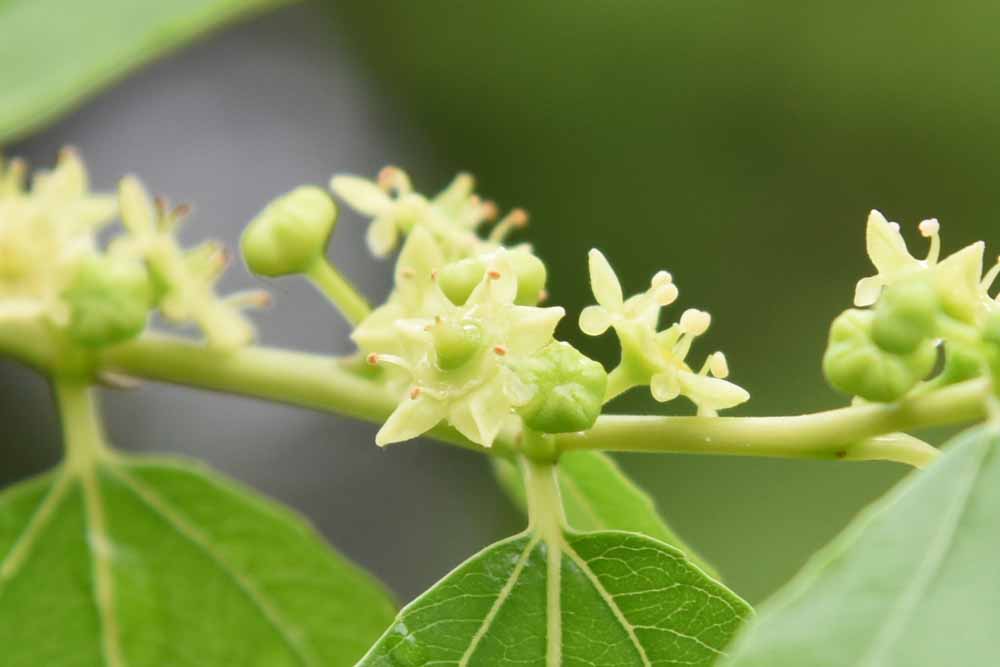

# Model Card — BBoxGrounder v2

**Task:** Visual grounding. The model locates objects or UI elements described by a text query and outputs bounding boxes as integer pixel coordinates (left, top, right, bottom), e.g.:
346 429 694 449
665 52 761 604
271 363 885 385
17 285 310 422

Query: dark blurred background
3 1 998 604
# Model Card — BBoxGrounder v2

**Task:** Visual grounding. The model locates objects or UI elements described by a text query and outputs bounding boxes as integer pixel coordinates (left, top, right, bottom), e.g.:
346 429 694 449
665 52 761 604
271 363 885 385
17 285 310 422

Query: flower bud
870 279 939 354
63 256 153 347
431 317 483 370
241 186 337 277
823 309 936 402
512 341 607 433
438 258 485 306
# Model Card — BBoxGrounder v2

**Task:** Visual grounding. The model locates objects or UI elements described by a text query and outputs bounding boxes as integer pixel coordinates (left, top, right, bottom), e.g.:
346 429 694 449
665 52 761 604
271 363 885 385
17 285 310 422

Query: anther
651 270 673 287
918 218 940 237
410 386 422 399
493 345 508 356
537 289 549 303
400 267 416 279
680 309 711 336
367 353 379 365
487 270 502 280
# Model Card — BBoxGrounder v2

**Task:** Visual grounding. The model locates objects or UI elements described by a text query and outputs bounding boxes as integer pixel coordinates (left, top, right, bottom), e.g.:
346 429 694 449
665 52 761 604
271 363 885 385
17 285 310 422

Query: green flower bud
512 341 607 433
939 342 985 384
509 249 547 306
823 309 936 402
63 256 153 347
438 258 485 306
871 279 939 354
983 311 1000 346
432 317 483 370
241 186 337 277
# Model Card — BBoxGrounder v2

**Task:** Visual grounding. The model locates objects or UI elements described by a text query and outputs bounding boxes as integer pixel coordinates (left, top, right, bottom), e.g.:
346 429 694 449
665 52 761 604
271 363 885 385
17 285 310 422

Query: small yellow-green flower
367 249 565 447
112 176 263 348
330 167 515 261
0 149 116 324
579 249 748 416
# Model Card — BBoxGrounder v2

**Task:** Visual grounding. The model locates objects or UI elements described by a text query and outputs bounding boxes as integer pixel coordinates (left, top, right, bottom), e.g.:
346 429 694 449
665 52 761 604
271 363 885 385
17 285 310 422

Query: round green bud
241 186 337 277
432 318 483 370
871 280 939 354
823 309 936 402
939 342 985 384
513 341 607 433
509 250 547 306
438 258 485 306
63 256 153 347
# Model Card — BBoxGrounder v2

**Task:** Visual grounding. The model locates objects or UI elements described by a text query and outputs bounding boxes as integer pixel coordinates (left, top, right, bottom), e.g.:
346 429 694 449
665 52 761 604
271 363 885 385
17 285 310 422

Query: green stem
34 334 994 467
523 457 565 541
556 379 991 467
100 334 497 456
53 378 111 473
305 259 372 326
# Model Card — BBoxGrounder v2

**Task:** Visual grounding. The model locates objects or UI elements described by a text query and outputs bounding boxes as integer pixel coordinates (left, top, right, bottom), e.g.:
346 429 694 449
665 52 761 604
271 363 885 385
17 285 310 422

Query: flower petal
375 394 448 446
366 216 399 257
330 175 393 216
677 371 750 411
506 305 564 355
934 241 985 322
579 305 612 336
866 209 917 276
588 249 624 310
853 275 883 307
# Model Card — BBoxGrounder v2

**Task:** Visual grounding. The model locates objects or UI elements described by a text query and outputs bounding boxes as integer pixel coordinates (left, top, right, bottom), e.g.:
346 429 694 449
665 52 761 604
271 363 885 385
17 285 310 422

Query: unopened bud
241 186 337 277
63 256 153 347
512 341 607 433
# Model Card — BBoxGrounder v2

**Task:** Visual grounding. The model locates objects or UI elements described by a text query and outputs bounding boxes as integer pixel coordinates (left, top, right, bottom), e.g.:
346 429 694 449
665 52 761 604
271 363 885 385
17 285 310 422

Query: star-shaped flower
367 249 565 447
579 249 749 415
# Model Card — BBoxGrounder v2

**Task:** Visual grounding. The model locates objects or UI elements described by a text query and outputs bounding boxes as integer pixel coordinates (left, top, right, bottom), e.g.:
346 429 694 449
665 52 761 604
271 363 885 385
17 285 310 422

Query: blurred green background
3 1 999 604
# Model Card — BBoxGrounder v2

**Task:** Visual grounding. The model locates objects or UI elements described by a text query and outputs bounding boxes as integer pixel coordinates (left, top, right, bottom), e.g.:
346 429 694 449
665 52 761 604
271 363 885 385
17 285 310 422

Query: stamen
366 353 379 365
653 283 679 306
488 208 529 243
493 345 508 356
377 166 412 195
487 270 502 280
679 308 711 336
480 200 499 221
368 353 413 373
919 218 940 264
889 221 901 233
410 386 422 400
537 289 549 303
708 351 730 378
399 267 416 279
651 270 673 287
226 290 271 309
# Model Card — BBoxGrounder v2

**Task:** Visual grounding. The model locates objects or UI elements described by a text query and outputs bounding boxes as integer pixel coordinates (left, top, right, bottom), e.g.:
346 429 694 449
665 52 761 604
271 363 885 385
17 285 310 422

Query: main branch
91 334 993 467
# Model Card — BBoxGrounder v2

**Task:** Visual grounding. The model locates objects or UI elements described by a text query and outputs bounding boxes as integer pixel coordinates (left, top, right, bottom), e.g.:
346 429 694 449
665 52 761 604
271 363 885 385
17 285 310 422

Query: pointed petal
467 250 517 307
588 249 624 310
330 175 393 216
866 209 917 276
934 241 985 322
678 371 750 411
507 305 564 355
375 395 448 446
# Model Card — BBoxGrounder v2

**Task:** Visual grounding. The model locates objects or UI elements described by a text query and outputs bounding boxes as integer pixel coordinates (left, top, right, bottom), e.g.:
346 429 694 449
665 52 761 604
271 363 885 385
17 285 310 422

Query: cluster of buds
0 149 262 354
824 210 1000 403
579 249 749 416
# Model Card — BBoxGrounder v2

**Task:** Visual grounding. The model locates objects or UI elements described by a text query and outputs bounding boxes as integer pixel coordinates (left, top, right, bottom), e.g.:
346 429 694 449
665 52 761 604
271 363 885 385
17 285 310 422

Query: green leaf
722 426 1000 666
0 455 396 666
493 451 720 578
0 0 292 142
359 529 750 666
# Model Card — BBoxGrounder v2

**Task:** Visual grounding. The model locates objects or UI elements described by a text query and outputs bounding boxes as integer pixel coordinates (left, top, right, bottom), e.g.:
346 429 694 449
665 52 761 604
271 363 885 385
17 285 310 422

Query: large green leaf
0 455 396 666
0 0 292 143
493 451 719 578
723 426 1000 666
359 529 750 666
